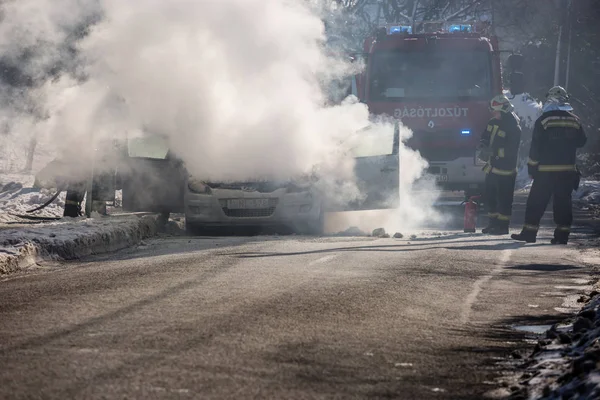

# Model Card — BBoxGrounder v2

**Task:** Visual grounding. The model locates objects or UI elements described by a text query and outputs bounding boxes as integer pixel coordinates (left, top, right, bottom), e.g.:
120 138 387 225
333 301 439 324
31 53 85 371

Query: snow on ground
504 91 543 191
516 166 533 190
1 173 64 222
512 287 600 400
0 213 161 275
1 171 149 275
505 176 600 399
1 172 124 224
1 184 66 223
505 91 543 130
517 180 600 205
574 181 600 206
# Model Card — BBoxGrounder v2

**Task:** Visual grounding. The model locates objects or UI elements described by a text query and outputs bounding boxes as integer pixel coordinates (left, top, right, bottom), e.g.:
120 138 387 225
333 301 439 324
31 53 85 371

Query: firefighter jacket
480 111 522 176
527 110 587 175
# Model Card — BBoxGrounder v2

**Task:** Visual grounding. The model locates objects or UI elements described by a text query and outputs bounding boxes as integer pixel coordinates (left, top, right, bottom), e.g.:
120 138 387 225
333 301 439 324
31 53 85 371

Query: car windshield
369 49 492 101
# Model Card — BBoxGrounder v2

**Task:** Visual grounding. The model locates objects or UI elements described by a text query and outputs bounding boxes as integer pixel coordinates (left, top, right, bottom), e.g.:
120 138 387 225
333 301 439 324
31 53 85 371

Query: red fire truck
350 22 504 197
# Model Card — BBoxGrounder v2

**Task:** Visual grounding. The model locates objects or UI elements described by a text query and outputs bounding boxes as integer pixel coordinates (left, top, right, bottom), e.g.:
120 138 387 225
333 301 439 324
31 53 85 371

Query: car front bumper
184 188 322 227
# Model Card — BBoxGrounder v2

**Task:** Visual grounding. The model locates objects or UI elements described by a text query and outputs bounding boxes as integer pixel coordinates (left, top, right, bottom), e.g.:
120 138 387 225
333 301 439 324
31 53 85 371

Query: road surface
0 196 598 399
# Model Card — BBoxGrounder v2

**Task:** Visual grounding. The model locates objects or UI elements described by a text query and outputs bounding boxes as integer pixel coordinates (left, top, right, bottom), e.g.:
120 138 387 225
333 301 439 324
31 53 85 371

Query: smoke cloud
1 0 440 231
45 0 369 184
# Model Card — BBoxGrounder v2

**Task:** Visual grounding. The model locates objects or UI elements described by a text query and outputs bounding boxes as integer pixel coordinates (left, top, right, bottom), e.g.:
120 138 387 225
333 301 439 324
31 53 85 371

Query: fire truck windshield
369 49 492 101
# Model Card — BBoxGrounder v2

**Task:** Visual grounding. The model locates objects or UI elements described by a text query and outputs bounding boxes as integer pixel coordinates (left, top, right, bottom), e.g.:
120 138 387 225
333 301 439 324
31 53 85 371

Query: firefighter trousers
64 190 85 218
522 172 577 240
484 172 516 226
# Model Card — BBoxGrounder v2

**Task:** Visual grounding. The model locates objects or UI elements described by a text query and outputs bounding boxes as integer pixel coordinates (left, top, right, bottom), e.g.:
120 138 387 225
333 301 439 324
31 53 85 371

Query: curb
0 214 161 275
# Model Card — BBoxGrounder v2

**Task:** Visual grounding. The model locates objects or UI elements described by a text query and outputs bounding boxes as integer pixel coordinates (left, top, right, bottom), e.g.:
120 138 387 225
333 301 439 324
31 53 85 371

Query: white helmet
546 86 569 102
490 94 514 113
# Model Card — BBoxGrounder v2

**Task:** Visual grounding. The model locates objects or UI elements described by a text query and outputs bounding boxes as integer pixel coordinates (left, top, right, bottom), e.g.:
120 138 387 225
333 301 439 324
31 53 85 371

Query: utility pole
553 26 563 86
554 0 569 87
411 0 420 34
565 0 573 90
490 0 496 35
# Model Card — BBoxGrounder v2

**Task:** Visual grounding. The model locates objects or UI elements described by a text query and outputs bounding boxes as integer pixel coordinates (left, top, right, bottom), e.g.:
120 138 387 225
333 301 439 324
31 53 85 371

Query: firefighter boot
551 228 569 245
481 218 498 234
511 230 537 243
488 219 509 235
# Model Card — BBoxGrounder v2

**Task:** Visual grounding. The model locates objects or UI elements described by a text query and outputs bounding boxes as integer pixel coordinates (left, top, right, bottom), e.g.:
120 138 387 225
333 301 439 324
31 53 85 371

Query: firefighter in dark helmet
512 86 587 244
477 94 522 235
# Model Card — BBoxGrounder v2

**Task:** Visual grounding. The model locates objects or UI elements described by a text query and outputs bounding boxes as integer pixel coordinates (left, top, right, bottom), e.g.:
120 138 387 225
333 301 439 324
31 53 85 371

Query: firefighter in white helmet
477 94 522 235
511 86 586 244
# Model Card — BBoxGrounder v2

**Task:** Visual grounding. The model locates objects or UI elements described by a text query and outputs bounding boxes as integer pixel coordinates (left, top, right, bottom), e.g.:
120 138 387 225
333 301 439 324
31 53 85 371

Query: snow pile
1 172 125 224
0 213 160 275
518 180 600 202
504 91 543 190
1 172 144 275
514 290 600 399
1 173 65 223
0 188 66 223
574 181 600 205
515 166 533 191
505 91 543 130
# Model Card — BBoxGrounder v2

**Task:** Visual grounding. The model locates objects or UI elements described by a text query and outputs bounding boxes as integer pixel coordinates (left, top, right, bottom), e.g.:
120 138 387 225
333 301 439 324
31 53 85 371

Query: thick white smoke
49 0 370 184
0 0 101 171
326 125 445 234
1 0 441 231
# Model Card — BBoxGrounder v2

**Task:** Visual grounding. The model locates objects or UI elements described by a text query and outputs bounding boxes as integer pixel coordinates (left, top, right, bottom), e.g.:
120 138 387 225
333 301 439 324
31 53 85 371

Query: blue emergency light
461 129 471 136
389 25 412 34
449 24 473 33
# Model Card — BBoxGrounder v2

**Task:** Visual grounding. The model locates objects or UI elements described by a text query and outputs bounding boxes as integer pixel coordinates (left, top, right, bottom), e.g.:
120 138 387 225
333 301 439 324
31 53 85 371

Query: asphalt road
1 196 598 400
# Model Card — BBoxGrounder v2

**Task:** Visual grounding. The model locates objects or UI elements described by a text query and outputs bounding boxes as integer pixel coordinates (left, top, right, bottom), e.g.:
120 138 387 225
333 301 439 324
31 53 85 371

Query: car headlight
286 182 312 193
188 180 212 194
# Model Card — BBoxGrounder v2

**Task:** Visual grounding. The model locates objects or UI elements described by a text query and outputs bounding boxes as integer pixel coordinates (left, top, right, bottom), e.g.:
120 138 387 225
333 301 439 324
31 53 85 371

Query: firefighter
63 188 85 217
478 94 522 235
511 86 586 244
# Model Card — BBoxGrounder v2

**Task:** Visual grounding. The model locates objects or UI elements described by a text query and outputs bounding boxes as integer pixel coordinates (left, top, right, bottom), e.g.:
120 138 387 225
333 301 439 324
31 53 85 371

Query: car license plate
226 199 270 209
436 175 449 182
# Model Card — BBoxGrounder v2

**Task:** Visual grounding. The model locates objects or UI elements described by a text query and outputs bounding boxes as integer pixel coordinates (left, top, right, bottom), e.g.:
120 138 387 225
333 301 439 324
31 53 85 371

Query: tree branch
444 0 483 21
411 0 420 27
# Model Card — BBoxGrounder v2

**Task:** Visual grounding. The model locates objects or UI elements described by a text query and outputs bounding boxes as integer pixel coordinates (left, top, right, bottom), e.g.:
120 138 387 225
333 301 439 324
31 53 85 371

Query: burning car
184 177 324 235
34 126 400 235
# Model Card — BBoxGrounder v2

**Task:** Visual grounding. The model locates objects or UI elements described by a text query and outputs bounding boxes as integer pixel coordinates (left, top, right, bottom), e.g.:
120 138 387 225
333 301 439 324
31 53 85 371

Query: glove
477 146 492 163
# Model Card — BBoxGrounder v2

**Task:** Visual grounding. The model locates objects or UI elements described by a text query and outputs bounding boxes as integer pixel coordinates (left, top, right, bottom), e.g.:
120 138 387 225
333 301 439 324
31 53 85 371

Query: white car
116 128 400 235
184 178 324 235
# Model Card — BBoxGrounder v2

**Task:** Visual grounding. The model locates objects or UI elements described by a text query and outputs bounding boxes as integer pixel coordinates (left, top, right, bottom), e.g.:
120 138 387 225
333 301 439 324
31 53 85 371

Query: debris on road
372 228 388 238
511 286 600 400
330 226 368 237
